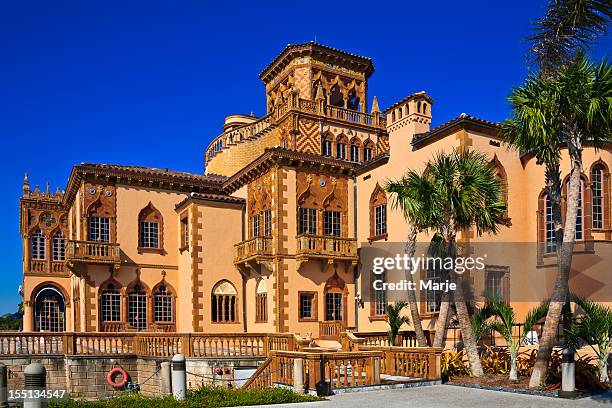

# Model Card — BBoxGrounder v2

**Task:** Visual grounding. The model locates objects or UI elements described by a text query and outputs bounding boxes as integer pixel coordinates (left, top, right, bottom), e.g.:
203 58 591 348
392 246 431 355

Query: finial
250 111 255 117
23 173 30 195
315 85 324 101
45 182 50 195
34 185 40 195
370 96 381 114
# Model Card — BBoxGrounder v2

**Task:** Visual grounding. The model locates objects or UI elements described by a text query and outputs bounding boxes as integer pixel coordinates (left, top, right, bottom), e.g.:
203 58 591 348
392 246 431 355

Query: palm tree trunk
432 292 451 348
404 225 429 347
449 241 484 376
529 135 582 388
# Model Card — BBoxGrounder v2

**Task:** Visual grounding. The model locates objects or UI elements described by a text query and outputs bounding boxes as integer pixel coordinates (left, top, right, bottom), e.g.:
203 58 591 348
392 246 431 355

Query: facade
20 42 612 338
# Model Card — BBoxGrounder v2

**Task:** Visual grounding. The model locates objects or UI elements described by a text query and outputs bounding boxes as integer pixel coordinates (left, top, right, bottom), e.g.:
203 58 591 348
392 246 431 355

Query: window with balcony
299 292 317 320
255 279 267 323
323 211 341 236
263 210 272 236
251 214 260 237
298 208 317 235
212 280 237 323
154 284 173 323
52 230 66 261
89 216 110 242
101 283 121 323
31 228 46 260
128 284 148 330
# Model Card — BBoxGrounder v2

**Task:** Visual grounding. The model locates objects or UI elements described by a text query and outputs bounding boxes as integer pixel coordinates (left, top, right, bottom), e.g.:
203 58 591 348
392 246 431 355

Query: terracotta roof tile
79 163 227 183
412 114 500 146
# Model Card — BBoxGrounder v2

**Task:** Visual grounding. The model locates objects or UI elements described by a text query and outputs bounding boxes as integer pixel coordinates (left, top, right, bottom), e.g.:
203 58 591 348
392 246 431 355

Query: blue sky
0 1 610 314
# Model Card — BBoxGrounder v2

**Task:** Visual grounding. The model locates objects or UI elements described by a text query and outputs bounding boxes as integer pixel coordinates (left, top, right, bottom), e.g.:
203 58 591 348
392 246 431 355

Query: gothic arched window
128 284 148 330
31 229 46 260
255 280 267 323
138 203 163 249
592 163 606 229
154 285 173 323
52 230 66 261
212 281 237 323
101 283 121 323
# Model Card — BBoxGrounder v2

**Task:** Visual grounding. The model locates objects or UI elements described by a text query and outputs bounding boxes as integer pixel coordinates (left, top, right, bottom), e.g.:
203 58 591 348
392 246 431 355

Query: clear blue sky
0 1 610 314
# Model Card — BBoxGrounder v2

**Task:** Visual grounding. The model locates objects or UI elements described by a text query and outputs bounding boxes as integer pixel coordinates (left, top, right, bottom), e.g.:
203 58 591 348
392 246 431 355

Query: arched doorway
34 287 66 332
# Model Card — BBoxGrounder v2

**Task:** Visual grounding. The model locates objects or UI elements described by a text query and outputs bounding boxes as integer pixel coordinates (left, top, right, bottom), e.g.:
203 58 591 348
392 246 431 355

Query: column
23 301 34 332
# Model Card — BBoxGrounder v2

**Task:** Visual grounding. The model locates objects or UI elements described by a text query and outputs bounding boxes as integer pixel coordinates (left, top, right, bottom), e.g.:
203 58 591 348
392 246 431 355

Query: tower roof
259 41 375 84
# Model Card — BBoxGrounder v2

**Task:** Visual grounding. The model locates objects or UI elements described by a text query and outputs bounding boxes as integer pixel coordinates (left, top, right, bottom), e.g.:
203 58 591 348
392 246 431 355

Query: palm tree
425 150 507 376
385 301 410 346
485 295 550 380
503 55 612 387
386 170 440 347
471 302 495 344
566 296 612 382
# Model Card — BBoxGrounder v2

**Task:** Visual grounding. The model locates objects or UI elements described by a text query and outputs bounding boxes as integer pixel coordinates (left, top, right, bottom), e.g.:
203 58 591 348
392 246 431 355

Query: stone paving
250 385 612 408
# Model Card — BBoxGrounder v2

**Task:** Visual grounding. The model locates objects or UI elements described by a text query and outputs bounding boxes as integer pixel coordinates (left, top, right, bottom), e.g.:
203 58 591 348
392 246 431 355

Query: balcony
296 235 358 268
234 236 274 265
66 240 121 266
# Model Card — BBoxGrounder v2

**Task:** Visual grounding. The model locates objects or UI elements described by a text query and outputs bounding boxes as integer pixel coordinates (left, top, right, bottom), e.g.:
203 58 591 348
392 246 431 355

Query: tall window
139 221 159 248
486 269 506 301
180 215 189 248
154 285 173 323
426 266 442 313
323 211 340 236
35 288 65 332
575 180 584 240
263 210 272 236
255 280 267 322
350 144 360 162
212 281 237 323
592 164 604 229
52 231 66 261
128 284 147 330
336 142 346 160
363 146 373 162
299 292 316 320
298 208 317 235
325 292 342 321
375 204 387 236
545 195 555 253
89 216 110 242
321 138 332 157
31 229 46 260
101 283 121 323
251 214 260 237
374 271 387 316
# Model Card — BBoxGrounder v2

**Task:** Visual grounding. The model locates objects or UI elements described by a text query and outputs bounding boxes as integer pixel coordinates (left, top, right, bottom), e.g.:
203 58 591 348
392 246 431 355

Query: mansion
20 42 612 338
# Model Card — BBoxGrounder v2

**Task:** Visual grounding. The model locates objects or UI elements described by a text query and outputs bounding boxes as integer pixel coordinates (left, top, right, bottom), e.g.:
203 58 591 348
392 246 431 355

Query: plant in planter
566 296 612 382
485 294 549 380
385 301 410 346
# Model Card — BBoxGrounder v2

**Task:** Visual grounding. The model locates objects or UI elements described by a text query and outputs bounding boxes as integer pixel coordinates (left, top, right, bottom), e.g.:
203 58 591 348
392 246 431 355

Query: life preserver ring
106 367 128 388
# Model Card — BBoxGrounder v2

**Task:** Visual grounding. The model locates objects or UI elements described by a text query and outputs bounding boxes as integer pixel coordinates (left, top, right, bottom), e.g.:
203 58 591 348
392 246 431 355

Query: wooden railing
319 321 343 340
66 240 120 264
353 330 434 348
296 235 357 260
243 350 382 391
234 236 273 263
0 332 296 358
360 346 442 380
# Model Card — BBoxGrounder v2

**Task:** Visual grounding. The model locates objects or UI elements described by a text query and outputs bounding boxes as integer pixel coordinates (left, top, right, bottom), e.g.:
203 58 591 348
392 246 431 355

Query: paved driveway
250 385 612 408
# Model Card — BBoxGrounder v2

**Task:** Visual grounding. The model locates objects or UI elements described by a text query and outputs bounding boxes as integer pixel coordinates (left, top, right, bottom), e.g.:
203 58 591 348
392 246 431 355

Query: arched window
329 84 343 107
391 111 396 122
321 133 333 157
101 283 121 323
491 156 509 216
255 280 267 323
397 108 402 120
422 103 428 114
34 286 65 332
592 164 605 229
417 101 421 113
154 285 173 323
31 229 46 260
350 137 361 163
545 194 555 253
336 135 348 160
363 140 375 162
369 184 388 240
138 203 162 249
404 104 409 116
575 180 584 241
212 281 237 323
52 230 66 261
128 284 148 330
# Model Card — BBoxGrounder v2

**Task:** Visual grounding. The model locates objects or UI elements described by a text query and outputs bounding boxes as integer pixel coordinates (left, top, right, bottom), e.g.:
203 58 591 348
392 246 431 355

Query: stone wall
0 355 264 399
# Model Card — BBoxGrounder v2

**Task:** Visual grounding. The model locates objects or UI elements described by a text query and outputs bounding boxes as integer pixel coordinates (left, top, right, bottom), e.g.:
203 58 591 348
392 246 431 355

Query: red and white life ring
106 367 128 388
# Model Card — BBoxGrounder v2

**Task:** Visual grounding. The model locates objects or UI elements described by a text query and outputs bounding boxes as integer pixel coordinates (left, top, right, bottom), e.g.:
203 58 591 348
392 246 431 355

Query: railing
0 332 296 358
326 105 374 126
319 321 343 340
296 235 357 259
206 114 274 160
353 330 434 348
360 346 442 380
30 260 46 273
66 240 120 264
234 236 273 263
243 350 382 391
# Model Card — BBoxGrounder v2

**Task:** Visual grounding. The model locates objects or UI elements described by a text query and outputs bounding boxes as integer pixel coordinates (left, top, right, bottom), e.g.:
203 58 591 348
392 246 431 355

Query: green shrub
48 386 323 408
